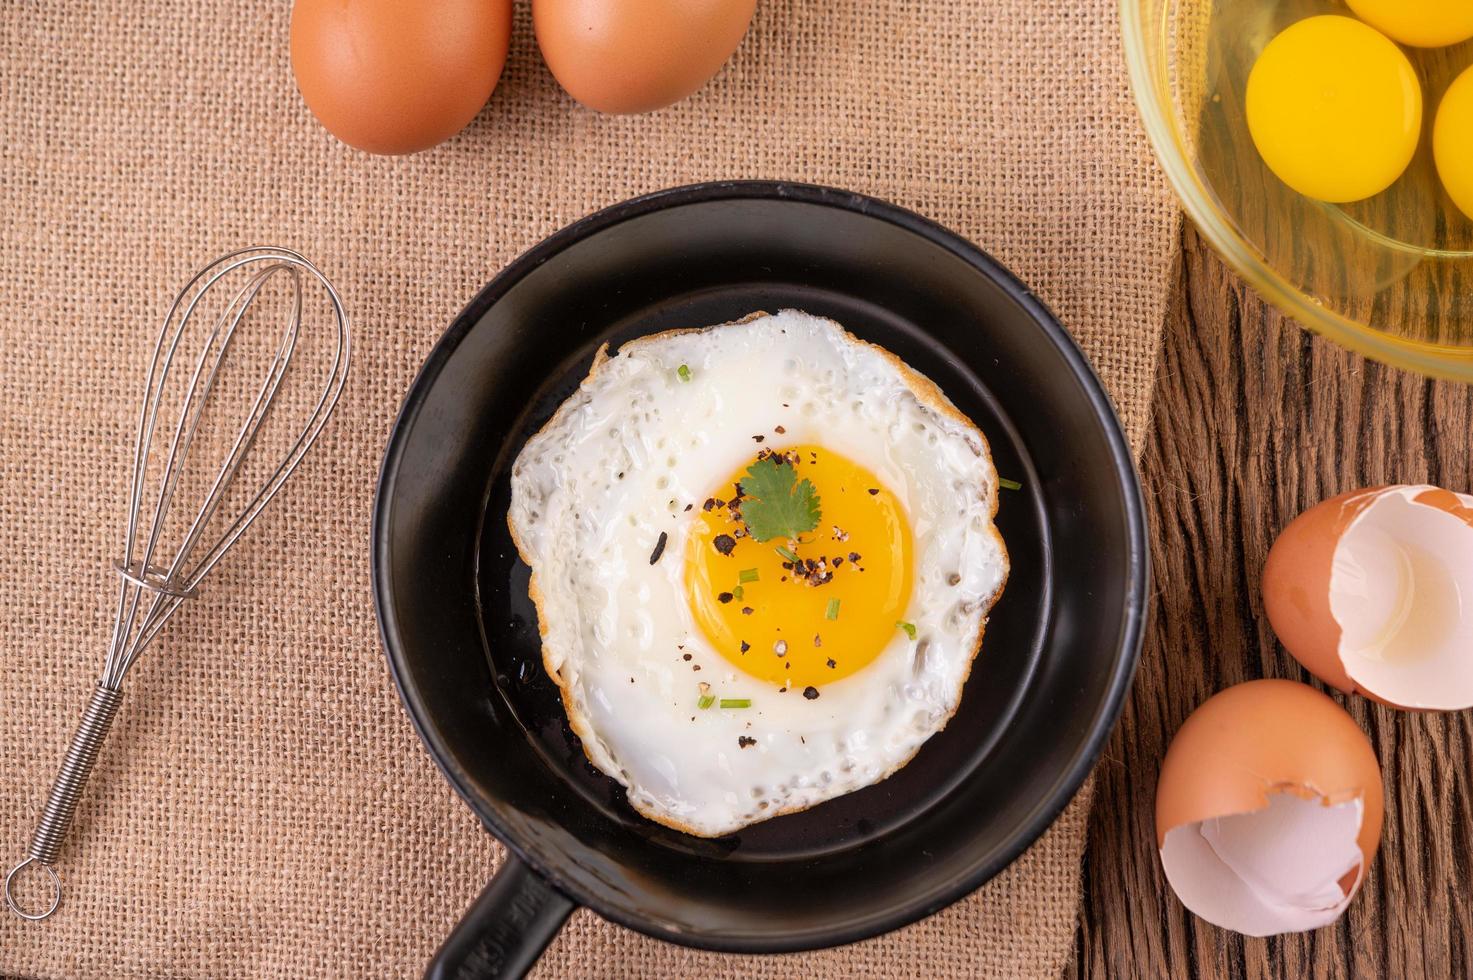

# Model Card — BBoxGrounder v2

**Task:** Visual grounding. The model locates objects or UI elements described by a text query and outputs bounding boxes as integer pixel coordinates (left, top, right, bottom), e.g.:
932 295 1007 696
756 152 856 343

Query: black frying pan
372 182 1146 979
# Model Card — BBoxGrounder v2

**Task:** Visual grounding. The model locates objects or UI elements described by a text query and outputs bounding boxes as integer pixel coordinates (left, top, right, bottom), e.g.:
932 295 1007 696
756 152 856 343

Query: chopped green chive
826 598 841 621
719 698 752 709
677 364 692 382
732 585 744 601
897 621 917 640
998 477 1022 491
697 694 715 710
739 568 759 583
775 545 800 563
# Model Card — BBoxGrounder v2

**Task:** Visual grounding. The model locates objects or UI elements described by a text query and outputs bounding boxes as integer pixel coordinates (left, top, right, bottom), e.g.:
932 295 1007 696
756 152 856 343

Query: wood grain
1071 225 1473 979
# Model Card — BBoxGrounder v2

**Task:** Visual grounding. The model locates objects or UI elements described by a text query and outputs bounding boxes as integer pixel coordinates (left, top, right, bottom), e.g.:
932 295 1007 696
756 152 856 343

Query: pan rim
371 179 1148 953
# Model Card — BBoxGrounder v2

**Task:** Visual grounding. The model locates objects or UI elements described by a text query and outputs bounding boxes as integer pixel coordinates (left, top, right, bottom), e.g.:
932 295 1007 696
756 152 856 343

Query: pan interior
477 284 1049 864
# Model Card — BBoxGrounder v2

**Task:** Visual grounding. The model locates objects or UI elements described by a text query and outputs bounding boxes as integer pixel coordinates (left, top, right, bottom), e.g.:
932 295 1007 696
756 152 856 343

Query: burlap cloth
0 2 1177 976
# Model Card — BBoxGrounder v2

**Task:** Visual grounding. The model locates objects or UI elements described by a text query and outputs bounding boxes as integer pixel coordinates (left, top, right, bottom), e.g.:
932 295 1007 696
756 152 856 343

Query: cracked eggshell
1263 485 1473 710
1156 680 1383 937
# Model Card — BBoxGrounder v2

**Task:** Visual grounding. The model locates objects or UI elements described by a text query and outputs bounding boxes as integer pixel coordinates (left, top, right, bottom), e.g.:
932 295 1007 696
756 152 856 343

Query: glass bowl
1122 0 1473 379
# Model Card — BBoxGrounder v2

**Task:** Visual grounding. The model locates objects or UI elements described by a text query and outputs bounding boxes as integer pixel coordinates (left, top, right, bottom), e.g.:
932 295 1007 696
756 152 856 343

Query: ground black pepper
648 531 668 565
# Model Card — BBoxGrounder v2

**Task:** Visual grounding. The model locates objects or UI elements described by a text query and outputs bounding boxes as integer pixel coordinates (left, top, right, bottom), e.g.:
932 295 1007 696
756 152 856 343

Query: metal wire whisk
4 247 350 921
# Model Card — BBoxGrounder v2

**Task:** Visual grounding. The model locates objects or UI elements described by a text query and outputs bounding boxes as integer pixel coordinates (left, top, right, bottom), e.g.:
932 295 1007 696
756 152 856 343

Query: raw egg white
1262 485 1473 710
508 311 1008 836
1156 679 1383 937
291 0 512 154
533 0 757 114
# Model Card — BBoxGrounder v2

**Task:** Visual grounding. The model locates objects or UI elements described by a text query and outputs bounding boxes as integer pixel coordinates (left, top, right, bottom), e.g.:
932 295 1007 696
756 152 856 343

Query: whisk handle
5 684 124 921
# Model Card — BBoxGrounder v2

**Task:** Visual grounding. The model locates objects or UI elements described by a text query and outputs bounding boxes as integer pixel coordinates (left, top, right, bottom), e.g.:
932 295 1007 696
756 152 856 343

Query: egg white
507 310 1008 836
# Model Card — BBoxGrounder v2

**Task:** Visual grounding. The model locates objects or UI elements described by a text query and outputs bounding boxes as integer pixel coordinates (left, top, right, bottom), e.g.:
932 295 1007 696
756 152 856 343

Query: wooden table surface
1070 226 1473 979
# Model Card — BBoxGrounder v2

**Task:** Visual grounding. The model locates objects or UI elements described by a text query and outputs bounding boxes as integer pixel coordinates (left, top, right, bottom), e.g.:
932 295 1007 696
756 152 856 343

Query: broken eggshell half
1262 485 1473 710
1156 679 1383 937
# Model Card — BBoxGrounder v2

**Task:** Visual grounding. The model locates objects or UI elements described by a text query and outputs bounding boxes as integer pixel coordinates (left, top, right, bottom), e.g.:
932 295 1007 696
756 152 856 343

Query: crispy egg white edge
506 310 1010 836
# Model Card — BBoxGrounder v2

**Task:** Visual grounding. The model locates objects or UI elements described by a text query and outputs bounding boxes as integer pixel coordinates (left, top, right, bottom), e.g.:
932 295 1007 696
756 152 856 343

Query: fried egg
508 310 1008 837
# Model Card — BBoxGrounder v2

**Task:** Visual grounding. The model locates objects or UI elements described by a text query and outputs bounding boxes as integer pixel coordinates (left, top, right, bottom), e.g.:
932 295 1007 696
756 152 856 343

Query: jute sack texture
0 1 1176 976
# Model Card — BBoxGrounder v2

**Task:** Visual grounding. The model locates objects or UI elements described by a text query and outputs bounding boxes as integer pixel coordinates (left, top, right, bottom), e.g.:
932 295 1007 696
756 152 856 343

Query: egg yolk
1435 66 1473 222
1346 0 1473 48
1246 16 1422 203
685 445 913 690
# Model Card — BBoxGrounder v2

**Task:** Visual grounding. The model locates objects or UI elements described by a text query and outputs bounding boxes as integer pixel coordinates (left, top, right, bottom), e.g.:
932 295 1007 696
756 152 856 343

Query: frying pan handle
426 853 577 980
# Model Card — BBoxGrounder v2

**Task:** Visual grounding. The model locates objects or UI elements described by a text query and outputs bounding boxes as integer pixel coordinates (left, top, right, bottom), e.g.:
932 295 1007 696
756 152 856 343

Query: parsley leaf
740 456 821 542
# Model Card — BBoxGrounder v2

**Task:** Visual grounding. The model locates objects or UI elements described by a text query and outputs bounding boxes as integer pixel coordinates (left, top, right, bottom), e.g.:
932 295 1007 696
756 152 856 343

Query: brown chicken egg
1262 485 1473 710
291 0 513 155
534 0 757 114
1156 679 1383 937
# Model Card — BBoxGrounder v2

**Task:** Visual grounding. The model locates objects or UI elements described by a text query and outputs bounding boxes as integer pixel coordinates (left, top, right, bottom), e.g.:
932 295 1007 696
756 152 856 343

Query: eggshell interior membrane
1156 680 1383 937
1264 485 1473 710
1160 793 1364 937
